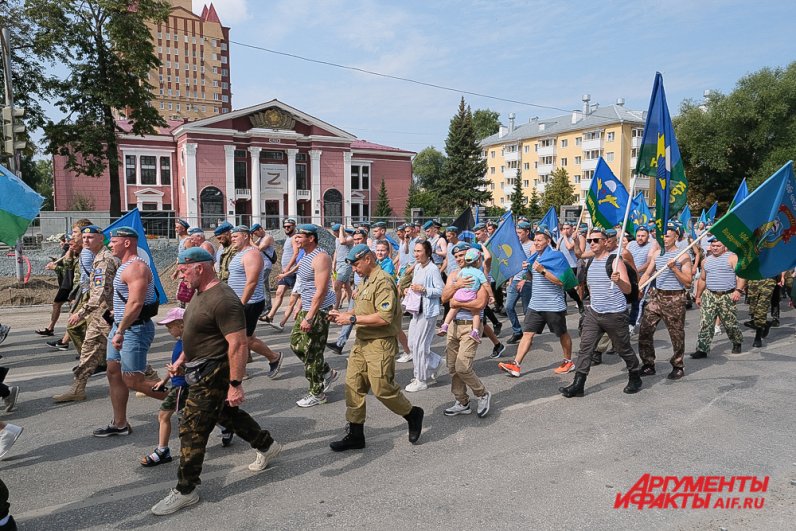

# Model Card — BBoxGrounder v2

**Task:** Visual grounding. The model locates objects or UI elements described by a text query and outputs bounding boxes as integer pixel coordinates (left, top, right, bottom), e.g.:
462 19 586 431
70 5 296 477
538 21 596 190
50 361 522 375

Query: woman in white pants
405 239 445 392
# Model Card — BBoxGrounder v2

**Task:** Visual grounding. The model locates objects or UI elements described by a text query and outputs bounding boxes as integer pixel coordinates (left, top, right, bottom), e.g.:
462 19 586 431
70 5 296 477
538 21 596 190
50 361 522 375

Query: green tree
374 177 393 219
439 97 491 215
405 179 439 218
20 157 53 210
676 62 796 205
412 146 446 189
527 186 543 220
509 168 526 216
472 108 501 140
484 205 505 218
542 167 576 212
28 0 171 217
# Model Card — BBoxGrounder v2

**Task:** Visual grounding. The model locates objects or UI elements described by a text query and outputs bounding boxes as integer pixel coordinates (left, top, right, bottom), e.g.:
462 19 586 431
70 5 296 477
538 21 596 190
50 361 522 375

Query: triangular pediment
174 99 357 140
134 188 165 197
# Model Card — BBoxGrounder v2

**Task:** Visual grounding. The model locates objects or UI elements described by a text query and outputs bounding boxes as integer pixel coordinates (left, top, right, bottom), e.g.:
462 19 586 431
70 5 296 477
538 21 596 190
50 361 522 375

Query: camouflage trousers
747 279 776 328
638 289 687 368
66 295 88 354
290 309 331 395
177 359 274 495
72 312 110 382
696 290 744 354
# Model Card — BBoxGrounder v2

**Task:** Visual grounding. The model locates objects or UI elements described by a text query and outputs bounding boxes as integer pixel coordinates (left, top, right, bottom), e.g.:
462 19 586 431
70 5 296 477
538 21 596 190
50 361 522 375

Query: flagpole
639 230 710 290
612 176 637 286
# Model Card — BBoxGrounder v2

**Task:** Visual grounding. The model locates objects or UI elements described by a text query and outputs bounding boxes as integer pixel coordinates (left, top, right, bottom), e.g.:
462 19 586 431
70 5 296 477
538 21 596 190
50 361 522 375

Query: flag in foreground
711 161 796 279
0 164 44 246
636 72 688 250
586 158 630 229
630 192 654 235
103 209 168 303
729 178 749 210
484 213 525 288
540 206 560 242
527 246 578 291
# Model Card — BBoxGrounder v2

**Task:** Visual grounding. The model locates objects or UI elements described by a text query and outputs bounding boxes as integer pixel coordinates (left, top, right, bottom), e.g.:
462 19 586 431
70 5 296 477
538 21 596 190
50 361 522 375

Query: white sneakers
248 441 283 471
443 401 472 416
476 391 492 418
296 393 327 408
404 379 428 393
396 352 413 363
151 488 200 515
0 423 23 459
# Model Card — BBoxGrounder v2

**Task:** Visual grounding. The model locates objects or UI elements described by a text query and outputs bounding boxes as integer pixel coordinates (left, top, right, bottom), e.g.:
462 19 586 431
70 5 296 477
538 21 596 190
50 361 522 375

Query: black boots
404 406 424 444
762 322 772 338
330 423 365 452
690 351 708 359
732 343 742 354
591 351 603 365
623 370 643 394
753 328 763 348
559 373 586 398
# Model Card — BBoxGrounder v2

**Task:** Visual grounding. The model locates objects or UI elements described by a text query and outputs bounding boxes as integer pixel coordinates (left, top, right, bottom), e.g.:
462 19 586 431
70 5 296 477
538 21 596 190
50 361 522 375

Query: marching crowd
0 212 793 522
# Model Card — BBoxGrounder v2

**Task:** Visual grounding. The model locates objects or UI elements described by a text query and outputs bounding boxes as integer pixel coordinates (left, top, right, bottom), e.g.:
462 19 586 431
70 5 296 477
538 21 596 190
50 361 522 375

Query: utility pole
1 27 25 282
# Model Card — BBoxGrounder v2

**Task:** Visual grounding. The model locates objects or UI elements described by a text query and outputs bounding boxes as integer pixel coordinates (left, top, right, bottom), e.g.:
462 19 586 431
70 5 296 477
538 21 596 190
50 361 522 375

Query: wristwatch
229 380 242 388
349 315 357 325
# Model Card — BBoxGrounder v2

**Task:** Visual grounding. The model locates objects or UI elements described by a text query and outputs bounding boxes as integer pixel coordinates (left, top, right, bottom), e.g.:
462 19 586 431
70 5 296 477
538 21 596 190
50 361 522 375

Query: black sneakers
221 428 234 447
47 339 69 351
667 367 685 380
325 342 343 355
690 351 708 359
93 423 132 437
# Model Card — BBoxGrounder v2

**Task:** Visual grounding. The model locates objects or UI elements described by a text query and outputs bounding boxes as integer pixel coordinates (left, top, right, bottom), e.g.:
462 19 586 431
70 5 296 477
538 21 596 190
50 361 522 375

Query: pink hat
157 307 185 325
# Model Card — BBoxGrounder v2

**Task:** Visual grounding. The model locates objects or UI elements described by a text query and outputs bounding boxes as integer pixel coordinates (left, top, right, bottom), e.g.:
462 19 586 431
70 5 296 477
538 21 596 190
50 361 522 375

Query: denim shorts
335 263 353 283
107 320 155 373
278 273 296 288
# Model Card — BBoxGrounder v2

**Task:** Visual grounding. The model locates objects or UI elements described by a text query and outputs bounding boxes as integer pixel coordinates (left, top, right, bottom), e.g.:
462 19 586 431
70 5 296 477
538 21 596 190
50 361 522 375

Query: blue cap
176 219 190 229
534 225 552 238
232 224 250 233
473 222 486 231
345 243 372 264
464 248 481 264
297 224 318 235
214 222 233 236
331 223 342 232
517 221 531 230
372 221 387 229
250 223 263 232
81 225 102 234
445 226 460 234
178 247 214 264
452 241 471 253
187 227 203 235
109 226 138 238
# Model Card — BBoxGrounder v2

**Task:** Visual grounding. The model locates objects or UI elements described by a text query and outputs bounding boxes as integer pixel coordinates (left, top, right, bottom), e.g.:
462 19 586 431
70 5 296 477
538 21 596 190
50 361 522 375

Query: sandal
35 328 54 336
140 447 172 467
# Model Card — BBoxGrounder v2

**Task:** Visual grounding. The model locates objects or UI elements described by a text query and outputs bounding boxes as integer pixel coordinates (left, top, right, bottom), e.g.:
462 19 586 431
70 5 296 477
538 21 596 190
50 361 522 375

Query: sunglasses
587 238 604 243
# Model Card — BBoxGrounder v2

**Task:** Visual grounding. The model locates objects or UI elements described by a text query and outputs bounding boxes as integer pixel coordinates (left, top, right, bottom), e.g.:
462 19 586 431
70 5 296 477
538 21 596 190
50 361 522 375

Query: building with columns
53 99 415 228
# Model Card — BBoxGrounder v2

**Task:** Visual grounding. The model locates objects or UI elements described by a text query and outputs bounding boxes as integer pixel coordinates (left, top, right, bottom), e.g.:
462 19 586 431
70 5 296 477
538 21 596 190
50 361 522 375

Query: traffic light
2 105 26 154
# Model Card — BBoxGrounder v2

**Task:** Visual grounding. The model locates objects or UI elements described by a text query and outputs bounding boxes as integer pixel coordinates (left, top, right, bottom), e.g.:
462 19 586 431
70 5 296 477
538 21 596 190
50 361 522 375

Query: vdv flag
680 205 695 239
484 213 525 288
697 209 707 227
636 72 688 251
630 192 653 235
526 246 578 291
706 202 718 223
586 158 630 229
729 178 749 211
0 164 44 246
103 209 168 303
711 161 796 279
540 206 560 242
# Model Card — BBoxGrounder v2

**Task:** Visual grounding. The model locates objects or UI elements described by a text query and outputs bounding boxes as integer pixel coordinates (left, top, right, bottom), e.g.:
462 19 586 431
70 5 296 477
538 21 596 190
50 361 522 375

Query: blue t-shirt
171 338 186 388
378 256 396 280
458 266 487 292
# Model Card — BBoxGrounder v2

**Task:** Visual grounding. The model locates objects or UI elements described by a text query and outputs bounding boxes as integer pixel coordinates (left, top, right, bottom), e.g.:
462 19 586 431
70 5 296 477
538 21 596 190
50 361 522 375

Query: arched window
200 186 224 228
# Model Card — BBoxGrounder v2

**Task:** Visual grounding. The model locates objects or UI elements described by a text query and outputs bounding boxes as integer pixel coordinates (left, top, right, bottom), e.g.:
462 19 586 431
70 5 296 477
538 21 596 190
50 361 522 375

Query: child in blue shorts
437 248 487 343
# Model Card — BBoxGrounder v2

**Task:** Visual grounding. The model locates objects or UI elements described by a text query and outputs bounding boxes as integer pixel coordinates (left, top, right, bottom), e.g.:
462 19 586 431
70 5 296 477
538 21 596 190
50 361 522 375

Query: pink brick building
53 99 414 228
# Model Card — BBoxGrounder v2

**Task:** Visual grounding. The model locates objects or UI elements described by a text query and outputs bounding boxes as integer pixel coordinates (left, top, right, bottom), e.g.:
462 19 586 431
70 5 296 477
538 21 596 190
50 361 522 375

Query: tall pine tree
509 168 526 216
374 178 393 219
528 186 544 220
439 97 491 214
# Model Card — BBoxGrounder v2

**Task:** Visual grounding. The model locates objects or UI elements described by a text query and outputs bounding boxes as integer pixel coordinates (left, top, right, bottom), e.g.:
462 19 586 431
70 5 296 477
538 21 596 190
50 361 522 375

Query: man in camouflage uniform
54 225 119 402
746 277 777 347
213 222 237 283
327 244 423 451
692 238 745 359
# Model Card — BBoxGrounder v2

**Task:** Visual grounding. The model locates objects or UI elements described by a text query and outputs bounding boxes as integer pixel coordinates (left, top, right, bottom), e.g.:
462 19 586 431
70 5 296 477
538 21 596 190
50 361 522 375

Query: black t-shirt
183 282 246 361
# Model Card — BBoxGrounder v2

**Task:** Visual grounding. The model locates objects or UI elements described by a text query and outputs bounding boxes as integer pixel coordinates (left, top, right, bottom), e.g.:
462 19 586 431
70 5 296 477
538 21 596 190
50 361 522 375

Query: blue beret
445 226 460 234
187 227 203 235
372 221 387 229
517 221 531 230
471 242 483 251
331 223 342 232
707 235 717 243
486 220 499 228
297 224 318 235
231 224 250 233
109 226 138 238
473 222 486 231
353 228 368 237
81 225 102 234
452 241 471 253
635 225 649 233
344 228 355 235
396 224 407 231
358 221 371 229
214 222 233 236
250 223 263 232
413 220 422 227
345 243 372 264
422 220 434 230
534 225 552 238
604 228 618 237
178 247 214 264
176 219 190 229
283 217 297 225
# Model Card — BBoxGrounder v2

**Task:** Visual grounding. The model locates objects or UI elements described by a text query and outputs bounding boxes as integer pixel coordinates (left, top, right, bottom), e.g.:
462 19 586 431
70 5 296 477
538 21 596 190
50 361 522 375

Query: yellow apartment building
480 96 649 212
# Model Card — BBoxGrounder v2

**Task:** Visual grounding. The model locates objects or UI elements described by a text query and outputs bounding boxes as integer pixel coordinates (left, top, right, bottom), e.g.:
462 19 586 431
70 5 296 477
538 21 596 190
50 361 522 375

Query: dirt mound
0 276 60 306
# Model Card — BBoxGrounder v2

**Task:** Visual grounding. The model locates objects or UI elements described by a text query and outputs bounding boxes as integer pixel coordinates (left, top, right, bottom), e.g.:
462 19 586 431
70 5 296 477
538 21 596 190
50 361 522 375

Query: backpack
586 253 639 303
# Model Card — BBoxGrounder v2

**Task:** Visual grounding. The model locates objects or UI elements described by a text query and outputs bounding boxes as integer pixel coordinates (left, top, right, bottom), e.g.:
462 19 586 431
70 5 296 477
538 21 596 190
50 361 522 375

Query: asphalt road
0 300 794 530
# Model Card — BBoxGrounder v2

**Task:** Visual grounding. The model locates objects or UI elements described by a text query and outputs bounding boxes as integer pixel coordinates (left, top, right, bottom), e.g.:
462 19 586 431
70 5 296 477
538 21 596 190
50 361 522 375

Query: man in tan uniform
328 244 423 451
54 225 119 402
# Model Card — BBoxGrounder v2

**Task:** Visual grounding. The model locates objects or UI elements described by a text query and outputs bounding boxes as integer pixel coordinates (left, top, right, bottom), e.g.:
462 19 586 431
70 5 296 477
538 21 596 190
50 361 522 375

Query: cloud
192 0 250 25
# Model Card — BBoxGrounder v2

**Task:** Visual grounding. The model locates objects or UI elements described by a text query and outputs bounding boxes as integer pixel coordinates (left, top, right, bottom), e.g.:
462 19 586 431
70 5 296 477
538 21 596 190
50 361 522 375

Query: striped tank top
704 253 736 291
228 247 265 303
112 256 156 323
627 241 651 272
558 236 578 268
588 257 628 313
528 248 566 312
654 248 685 290
298 247 336 311
281 234 295 270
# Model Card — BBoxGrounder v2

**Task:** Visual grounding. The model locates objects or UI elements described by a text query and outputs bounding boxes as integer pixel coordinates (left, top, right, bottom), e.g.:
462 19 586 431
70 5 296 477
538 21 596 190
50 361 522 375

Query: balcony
296 189 311 200
580 179 592 191
582 137 603 152
635 176 650 189
631 136 642 148
537 144 556 157
502 167 520 179
503 150 520 163
631 156 638 168
235 188 251 200
581 158 599 171
536 163 554 176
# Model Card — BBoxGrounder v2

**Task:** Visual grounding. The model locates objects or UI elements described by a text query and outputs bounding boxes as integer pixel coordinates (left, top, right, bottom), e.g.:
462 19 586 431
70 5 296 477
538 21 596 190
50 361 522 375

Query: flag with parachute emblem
630 192 653 235
484 212 525 288
586 158 630 229
636 72 688 251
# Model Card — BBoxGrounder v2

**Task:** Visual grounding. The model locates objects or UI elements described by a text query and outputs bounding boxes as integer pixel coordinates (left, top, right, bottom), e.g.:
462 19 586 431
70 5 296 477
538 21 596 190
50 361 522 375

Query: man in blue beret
213 222 237 284
332 222 354 310
261 217 300 327
423 220 447 272
328 244 423 450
